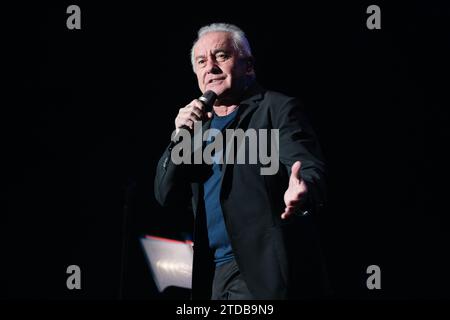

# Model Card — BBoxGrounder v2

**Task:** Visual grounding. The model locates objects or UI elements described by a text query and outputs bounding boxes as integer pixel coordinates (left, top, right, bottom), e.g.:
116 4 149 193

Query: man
155 23 328 299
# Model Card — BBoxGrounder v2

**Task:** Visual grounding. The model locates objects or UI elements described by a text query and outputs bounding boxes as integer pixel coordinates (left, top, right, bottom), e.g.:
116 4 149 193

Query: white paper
140 235 193 292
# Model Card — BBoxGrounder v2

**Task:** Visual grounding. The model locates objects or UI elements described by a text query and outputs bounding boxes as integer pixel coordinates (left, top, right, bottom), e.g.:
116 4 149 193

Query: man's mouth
208 78 225 84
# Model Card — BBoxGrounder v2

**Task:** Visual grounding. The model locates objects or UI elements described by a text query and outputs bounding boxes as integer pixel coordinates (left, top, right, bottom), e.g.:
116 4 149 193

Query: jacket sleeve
272 97 327 215
154 144 193 207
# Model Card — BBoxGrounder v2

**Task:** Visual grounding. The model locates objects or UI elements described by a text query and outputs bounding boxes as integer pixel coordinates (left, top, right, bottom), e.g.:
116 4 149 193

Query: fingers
175 99 209 130
282 184 307 219
290 161 302 181
285 197 301 207
281 206 295 219
283 160 307 220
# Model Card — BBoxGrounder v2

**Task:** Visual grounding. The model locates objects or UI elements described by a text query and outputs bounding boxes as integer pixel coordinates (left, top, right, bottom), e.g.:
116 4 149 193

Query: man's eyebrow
195 49 229 61
212 49 229 55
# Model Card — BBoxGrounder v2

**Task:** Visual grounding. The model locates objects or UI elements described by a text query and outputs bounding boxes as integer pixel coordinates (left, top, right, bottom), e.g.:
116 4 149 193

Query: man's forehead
194 32 234 55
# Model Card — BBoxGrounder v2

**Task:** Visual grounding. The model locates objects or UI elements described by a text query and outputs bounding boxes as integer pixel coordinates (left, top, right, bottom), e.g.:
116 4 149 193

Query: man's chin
205 83 227 96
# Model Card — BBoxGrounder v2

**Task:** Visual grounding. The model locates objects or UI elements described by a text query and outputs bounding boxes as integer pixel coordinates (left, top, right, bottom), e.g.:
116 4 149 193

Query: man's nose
206 59 222 74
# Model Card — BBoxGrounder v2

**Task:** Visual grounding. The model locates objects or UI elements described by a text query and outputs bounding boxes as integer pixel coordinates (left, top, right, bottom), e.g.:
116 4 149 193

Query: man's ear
246 57 255 73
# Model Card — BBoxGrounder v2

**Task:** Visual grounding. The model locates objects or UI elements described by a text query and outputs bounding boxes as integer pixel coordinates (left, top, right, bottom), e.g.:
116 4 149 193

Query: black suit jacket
155 85 329 299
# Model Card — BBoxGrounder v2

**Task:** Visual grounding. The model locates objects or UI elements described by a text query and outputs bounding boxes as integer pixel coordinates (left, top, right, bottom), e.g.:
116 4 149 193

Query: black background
6 1 450 300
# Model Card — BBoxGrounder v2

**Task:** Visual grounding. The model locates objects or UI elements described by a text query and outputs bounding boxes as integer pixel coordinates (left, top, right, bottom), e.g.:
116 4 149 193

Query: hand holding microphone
174 90 217 136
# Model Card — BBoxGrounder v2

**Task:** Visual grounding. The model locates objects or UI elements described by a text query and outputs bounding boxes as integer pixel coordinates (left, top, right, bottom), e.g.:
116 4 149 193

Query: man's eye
216 53 228 61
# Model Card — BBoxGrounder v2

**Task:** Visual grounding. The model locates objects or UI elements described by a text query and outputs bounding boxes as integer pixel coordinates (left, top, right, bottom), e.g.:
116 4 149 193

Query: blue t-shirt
203 109 238 266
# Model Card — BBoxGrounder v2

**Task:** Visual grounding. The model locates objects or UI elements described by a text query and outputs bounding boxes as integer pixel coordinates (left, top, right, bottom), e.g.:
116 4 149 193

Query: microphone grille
199 90 217 106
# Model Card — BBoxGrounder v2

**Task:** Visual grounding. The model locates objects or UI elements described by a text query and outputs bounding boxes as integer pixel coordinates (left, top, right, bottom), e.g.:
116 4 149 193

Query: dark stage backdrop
6 1 449 300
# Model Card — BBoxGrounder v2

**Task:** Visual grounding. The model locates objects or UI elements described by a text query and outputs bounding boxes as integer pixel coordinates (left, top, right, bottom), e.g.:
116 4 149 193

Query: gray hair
190 23 253 72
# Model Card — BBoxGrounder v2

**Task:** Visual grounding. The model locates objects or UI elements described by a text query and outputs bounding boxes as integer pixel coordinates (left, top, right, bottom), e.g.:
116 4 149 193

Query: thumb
290 161 302 181
206 112 213 119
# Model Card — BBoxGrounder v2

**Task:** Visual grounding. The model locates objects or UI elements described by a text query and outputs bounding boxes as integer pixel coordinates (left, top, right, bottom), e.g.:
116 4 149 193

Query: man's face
193 31 251 100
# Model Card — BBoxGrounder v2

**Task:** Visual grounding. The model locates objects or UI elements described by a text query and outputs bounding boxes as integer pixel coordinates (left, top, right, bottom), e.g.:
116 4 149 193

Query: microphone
197 90 217 113
169 90 217 148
